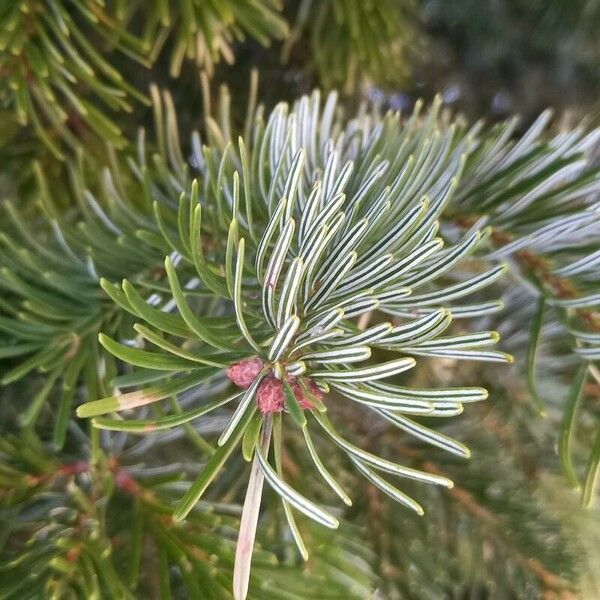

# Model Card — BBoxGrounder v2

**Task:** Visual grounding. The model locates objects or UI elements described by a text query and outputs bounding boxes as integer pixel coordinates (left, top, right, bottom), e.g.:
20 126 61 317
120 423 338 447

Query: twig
233 416 272 600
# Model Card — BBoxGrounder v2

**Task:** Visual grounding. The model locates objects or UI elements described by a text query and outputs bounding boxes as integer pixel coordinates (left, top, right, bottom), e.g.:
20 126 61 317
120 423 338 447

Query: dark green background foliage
1 1 599 599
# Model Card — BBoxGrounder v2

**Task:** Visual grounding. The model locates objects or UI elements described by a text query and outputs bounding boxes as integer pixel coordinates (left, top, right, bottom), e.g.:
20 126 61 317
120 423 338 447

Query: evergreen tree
1 2 599 599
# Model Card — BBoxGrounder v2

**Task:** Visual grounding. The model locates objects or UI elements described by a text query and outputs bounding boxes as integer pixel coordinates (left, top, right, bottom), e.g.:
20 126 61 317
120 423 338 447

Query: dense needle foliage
1 2 599 599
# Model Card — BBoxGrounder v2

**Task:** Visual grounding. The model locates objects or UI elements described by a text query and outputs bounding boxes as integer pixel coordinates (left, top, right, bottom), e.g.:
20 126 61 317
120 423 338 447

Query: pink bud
293 379 323 410
256 376 285 414
226 357 264 389
114 469 139 495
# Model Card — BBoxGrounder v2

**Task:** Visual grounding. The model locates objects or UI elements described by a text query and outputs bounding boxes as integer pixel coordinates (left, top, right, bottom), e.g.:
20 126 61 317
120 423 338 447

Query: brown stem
490 227 600 331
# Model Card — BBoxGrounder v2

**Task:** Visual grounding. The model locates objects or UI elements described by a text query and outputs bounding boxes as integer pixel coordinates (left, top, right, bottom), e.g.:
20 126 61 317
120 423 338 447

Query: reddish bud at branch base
226 357 264 389
226 357 325 415
256 375 324 414
256 376 284 413
294 379 323 410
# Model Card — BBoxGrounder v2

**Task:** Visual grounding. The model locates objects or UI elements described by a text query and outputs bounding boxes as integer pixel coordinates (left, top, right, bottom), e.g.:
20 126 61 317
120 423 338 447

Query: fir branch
0 0 150 157
74 90 510 595
283 0 418 91
3 74 600 597
0 431 375 599
450 112 600 501
128 0 288 78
